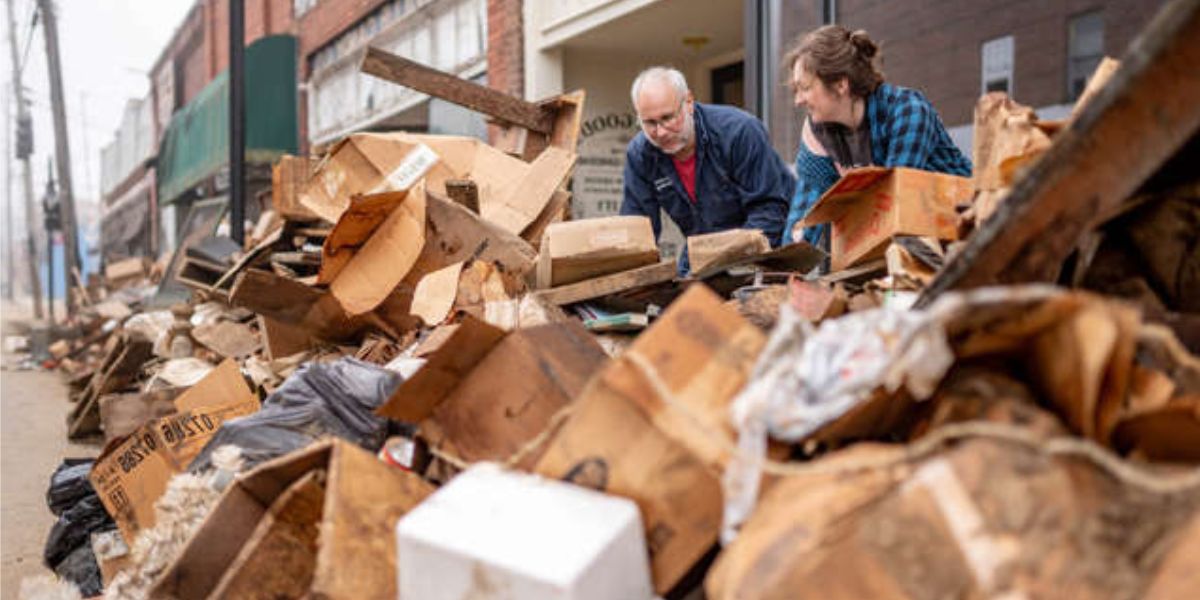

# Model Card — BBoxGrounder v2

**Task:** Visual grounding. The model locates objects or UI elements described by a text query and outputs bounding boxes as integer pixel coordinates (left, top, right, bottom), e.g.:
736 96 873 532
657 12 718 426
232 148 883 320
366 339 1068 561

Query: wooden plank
917 0 1200 307
533 260 677 306
361 46 554 133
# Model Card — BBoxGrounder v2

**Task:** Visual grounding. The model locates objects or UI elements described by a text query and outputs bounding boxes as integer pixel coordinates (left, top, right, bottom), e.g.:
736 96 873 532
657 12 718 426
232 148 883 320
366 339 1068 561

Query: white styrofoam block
396 463 654 600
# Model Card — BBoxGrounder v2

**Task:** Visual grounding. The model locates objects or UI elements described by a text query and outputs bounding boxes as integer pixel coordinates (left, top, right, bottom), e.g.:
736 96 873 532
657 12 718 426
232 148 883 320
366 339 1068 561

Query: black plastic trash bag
189 357 402 472
46 458 96 516
43 495 115 570
53 543 104 598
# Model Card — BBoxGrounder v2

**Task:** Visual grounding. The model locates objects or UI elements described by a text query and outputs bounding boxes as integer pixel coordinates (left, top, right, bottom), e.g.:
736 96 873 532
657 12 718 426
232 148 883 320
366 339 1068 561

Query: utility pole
4 87 12 299
37 0 80 315
6 0 43 318
229 0 245 245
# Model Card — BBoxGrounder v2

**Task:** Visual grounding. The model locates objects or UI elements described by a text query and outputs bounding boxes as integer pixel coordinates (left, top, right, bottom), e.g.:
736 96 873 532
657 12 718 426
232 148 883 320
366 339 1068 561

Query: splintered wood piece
444 179 479 214
919 0 1200 305
361 46 554 133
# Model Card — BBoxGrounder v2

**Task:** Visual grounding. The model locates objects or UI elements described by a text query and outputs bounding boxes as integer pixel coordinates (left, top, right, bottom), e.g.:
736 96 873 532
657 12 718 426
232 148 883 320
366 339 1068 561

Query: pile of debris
23 1 1200 598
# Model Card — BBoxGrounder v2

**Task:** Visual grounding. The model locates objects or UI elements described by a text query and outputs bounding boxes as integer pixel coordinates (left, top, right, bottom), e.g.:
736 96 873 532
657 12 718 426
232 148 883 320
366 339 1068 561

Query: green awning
157 34 299 204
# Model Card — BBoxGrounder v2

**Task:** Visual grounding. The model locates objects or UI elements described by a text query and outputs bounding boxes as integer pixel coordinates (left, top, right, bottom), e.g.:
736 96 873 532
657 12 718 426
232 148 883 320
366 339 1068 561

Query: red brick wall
488 0 523 97
487 0 523 143
780 0 1167 128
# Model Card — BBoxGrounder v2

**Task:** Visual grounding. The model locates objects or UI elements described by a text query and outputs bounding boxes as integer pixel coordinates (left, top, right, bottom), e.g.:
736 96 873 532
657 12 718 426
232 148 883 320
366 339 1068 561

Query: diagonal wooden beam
917 0 1200 307
361 46 556 134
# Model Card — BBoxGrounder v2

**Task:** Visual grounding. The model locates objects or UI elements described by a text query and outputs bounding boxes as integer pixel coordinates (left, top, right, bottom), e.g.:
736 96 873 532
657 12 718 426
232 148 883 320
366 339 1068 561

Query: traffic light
16 113 33 159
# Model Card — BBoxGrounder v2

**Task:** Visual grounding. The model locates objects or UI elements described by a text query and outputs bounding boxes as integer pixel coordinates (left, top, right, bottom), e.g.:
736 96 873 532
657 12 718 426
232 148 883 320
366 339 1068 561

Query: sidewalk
1 299 99 599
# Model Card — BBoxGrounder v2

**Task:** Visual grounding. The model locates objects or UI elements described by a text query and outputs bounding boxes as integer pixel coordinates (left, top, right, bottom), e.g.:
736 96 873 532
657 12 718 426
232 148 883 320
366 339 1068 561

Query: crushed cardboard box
89 359 260 543
802 167 971 271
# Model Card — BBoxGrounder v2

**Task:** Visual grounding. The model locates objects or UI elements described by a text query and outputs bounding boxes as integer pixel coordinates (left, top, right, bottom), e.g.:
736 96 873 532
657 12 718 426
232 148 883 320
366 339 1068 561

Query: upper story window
981 35 1014 95
1067 11 1105 101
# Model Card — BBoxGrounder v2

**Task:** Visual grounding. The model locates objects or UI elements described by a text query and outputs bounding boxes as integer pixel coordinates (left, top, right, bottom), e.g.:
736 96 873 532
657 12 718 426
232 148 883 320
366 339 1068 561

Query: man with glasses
621 66 795 274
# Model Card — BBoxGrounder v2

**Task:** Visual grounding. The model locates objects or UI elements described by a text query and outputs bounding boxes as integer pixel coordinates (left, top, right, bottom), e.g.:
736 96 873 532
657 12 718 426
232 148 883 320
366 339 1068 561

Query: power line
17 0 36 77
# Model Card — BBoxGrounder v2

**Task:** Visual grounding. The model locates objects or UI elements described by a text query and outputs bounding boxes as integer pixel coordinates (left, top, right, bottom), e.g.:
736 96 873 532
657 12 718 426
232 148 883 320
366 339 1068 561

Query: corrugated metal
156 34 299 205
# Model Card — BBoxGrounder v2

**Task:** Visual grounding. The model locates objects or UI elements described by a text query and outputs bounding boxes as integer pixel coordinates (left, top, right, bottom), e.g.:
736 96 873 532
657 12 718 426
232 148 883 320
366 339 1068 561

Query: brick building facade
762 0 1169 158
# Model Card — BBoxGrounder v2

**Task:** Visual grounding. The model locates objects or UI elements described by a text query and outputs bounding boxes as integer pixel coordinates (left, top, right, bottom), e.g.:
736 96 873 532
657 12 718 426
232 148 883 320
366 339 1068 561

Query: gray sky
4 0 193 213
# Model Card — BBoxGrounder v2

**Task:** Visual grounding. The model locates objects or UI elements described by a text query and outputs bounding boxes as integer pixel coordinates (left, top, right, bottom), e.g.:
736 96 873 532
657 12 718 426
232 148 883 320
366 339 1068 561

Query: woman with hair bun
783 25 971 247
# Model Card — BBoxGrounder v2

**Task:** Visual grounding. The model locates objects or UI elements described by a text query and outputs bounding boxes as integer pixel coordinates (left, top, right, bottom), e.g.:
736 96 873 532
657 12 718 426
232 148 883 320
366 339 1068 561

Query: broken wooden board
918 0 1200 306
361 46 556 134
533 260 677 307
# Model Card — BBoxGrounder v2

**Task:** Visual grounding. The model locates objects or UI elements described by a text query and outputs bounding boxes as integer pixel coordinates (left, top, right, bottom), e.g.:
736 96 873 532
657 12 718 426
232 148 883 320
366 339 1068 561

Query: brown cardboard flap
483 146 576 236
802 166 894 225
537 215 659 288
534 284 765 593
419 322 607 466
376 315 507 422
300 134 438 223
410 261 465 327
90 359 260 544
208 470 326 599
330 184 427 315
317 191 407 284
151 439 435 600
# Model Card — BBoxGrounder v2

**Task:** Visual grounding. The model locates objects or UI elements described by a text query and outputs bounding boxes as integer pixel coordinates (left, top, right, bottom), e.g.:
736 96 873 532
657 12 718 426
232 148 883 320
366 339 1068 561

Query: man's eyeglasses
639 100 686 131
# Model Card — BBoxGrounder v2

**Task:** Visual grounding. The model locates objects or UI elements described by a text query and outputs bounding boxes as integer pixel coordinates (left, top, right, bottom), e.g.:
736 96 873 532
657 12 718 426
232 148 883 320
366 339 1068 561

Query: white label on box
378 143 439 193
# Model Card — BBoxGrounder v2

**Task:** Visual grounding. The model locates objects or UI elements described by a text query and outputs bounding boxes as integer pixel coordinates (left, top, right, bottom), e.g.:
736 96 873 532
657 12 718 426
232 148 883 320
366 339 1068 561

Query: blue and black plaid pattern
785 83 972 245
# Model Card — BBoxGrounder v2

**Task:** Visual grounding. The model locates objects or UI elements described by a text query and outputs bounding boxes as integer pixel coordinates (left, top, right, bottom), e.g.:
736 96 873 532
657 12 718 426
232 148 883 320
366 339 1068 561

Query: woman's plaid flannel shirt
785 83 972 246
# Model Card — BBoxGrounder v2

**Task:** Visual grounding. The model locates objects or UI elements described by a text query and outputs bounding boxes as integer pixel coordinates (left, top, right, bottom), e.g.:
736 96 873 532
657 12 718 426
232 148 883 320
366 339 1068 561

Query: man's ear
836 78 850 97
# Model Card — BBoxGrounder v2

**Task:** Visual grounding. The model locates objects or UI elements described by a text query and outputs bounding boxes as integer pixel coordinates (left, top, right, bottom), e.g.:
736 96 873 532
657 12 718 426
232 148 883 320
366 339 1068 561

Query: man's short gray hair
630 66 690 108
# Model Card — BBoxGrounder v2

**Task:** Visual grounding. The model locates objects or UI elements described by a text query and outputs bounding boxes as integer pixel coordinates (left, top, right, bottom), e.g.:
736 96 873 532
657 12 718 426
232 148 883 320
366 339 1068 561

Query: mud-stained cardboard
802 167 970 271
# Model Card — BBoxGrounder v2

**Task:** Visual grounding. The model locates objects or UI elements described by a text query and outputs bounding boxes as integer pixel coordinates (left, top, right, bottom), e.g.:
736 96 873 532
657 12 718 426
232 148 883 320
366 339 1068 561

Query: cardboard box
536 216 659 289
376 315 607 467
418 320 608 467
687 229 770 275
150 438 435 600
801 167 971 271
534 285 766 593
706 437 1199 600
397 464 654 600
89 359 260 543
299 134 439 224
271 155 319 221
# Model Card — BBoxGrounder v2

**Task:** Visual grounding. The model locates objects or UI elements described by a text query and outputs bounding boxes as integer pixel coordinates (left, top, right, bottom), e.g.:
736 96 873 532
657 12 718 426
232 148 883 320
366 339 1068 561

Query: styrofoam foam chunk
397 463 654 600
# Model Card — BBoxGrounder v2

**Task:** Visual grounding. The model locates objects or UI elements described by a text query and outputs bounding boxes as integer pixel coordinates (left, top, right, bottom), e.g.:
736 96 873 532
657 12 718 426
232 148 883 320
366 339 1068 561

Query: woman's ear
836 78 851 97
